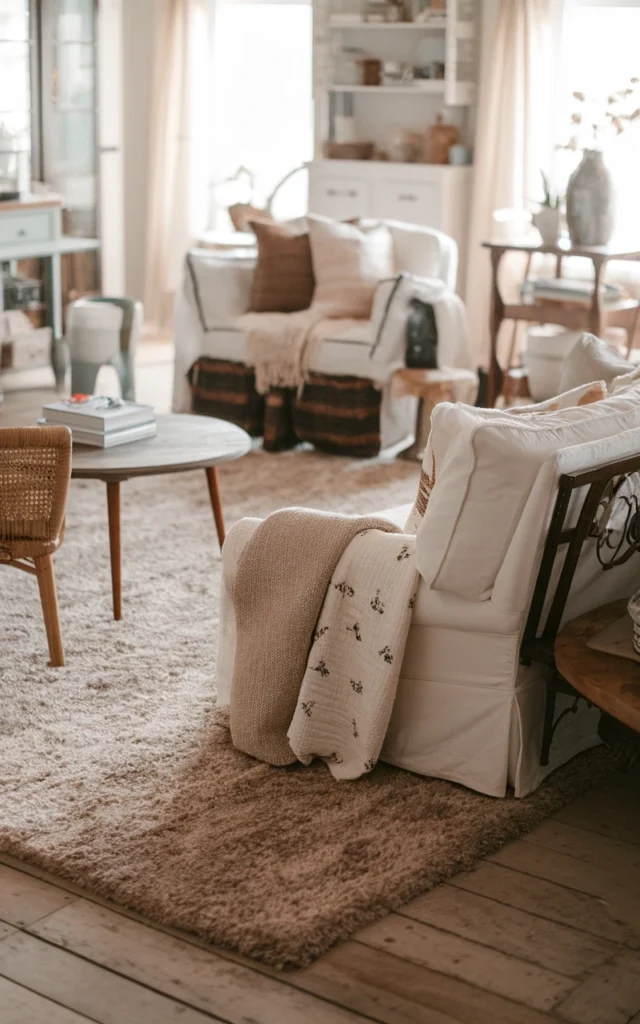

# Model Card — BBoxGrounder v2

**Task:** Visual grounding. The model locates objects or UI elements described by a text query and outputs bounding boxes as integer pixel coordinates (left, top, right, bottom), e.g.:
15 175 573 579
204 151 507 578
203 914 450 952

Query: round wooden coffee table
555 599 640 743
71 414 251 620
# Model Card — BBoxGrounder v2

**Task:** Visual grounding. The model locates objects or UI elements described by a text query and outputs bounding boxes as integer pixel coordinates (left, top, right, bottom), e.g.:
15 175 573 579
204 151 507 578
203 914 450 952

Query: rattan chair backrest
0 426 72 552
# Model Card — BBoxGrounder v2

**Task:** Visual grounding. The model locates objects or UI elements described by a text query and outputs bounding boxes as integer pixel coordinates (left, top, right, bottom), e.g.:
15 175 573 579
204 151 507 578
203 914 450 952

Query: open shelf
328 18 474 38
329 19 446 30
329 82 444 94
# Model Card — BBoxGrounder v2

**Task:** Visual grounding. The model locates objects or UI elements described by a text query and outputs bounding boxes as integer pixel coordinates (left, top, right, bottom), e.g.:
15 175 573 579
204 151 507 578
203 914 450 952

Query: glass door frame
36 0 100 240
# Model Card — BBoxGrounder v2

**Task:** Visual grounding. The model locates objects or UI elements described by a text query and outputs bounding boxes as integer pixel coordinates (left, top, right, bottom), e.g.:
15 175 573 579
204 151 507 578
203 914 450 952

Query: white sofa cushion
308 215 394 318
388 222 448 279
612 365 640 393
506 380 608 414
185 251 255 328
415 383 640 601
198 318 377 379
558 332 633 392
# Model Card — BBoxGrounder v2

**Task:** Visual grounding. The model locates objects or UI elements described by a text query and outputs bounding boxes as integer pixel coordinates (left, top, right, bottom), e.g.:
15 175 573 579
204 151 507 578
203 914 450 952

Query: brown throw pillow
248 220 314 313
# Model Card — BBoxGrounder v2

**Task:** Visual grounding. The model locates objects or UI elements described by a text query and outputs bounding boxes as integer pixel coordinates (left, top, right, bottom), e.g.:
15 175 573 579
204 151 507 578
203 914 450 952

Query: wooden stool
392 367 478 460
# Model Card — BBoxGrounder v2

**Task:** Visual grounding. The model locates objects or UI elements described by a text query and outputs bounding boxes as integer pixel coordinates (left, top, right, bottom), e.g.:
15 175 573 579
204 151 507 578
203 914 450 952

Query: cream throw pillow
508 380 607 414
308 214 394 319
558 332 633 393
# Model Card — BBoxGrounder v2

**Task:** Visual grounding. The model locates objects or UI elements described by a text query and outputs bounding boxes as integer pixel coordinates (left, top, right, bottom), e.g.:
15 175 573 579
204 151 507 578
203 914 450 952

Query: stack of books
40 395 157 447
522 277 624 308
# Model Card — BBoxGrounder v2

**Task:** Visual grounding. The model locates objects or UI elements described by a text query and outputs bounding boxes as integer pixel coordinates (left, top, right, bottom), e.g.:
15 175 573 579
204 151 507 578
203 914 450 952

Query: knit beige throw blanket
236 308 327 395
229 508 400 766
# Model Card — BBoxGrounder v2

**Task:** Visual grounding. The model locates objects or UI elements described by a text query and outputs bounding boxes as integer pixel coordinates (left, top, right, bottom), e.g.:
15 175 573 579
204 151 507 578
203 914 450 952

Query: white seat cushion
199 319 378 380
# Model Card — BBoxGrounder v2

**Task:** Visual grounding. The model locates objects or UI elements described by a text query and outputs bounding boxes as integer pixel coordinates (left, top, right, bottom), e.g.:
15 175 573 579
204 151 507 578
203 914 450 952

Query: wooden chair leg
35 554 64 667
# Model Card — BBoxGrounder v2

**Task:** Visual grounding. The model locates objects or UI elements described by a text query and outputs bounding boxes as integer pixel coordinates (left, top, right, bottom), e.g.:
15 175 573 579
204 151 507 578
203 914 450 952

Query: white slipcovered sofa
173 221 473 451
216 371 640 797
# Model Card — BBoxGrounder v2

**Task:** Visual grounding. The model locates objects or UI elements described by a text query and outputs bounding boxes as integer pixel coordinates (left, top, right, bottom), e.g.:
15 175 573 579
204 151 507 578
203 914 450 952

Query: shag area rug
0 446 618 968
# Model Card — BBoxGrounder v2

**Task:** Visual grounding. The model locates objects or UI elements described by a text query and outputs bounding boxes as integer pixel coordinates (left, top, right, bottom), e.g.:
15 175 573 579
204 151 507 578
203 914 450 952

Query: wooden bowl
323 141 375 161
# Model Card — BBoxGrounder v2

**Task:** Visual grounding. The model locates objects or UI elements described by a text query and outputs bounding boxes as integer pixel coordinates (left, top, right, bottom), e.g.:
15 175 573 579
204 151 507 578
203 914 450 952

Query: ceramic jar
424 114 460 165
566 149 616 247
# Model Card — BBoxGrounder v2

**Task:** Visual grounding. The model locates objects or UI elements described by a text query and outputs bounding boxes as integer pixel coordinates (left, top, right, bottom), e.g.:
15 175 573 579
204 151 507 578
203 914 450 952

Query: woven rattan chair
0 426 72 666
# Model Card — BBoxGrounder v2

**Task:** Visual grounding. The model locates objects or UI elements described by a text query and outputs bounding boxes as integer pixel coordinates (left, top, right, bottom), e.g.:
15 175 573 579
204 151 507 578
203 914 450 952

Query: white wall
122 0 165 301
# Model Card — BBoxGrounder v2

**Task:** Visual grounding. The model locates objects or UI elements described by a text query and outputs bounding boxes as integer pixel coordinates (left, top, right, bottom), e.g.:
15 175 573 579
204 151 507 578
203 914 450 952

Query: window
208 0 313 230
0 0 31 196
557 1 640 242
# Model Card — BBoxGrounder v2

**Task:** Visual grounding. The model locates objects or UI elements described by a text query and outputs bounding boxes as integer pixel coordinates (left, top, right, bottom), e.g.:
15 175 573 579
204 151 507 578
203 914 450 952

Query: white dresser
308 160 472 294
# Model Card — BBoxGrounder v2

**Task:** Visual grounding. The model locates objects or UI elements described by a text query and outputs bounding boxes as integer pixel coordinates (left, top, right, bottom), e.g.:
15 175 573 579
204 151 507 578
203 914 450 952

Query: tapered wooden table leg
205 466 226 548
106 481 122 620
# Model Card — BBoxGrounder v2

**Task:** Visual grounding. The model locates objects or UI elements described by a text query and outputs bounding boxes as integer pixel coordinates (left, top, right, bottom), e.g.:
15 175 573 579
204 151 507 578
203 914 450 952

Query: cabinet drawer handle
327 188 358 198
17 228 27 237
398 193 418 202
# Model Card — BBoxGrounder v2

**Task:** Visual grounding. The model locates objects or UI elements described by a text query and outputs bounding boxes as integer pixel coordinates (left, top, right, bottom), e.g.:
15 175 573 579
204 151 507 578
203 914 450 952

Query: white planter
524 326 580 401
532 206 561 246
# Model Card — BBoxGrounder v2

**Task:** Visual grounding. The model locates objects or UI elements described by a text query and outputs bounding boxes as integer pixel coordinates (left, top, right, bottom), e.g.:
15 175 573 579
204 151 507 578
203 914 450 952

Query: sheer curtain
465 0 552 365
143 0 209 334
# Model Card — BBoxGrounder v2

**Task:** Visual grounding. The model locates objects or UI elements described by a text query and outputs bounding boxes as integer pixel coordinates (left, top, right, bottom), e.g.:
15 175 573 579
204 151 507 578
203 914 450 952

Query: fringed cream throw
236 308 327 395
228 507 418 779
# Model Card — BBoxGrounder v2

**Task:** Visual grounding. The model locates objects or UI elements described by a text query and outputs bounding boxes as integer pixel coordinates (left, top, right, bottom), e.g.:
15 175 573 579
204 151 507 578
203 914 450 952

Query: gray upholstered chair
67 296 143 400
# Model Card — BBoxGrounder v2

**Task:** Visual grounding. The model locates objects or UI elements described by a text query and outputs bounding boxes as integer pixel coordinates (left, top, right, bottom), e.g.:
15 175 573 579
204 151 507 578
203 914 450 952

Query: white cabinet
372 179 439 226
308 177 371 220
308 160 472 294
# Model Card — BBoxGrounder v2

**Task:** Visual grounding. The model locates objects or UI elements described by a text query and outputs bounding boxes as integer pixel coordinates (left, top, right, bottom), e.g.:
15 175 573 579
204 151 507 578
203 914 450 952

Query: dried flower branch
561 75 640 147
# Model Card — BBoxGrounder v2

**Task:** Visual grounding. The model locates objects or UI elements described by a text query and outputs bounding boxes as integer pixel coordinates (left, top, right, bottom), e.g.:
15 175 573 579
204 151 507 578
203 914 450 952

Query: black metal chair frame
520 452 640 766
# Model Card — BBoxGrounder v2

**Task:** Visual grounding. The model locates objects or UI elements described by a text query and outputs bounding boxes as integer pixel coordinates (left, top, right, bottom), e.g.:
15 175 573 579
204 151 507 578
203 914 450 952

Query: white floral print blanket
288 530 418 779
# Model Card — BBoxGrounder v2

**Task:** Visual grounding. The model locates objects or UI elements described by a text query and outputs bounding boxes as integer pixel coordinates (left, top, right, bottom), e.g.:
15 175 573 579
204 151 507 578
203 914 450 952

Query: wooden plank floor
0 764 638 1024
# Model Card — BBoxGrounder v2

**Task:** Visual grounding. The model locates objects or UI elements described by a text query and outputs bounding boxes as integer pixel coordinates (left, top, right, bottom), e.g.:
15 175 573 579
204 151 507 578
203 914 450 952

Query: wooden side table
555 599 640 756
482 239 640 407
392 367 478 460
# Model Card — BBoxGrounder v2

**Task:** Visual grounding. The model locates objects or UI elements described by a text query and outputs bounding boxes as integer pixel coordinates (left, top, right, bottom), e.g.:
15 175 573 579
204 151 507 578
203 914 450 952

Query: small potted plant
532 172 563 246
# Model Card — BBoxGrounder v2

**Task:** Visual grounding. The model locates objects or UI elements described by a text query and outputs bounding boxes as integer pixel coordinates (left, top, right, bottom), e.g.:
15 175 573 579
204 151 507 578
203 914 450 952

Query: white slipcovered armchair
217 377 640 797
173 221 473 452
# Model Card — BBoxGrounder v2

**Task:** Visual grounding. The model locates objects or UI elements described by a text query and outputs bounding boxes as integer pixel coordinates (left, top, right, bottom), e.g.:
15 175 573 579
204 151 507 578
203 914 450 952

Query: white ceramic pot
524 326 580 401
532 206 561 246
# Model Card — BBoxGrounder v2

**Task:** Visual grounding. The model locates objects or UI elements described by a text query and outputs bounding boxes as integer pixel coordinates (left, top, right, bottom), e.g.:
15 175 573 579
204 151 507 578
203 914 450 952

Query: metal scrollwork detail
590 473 640 569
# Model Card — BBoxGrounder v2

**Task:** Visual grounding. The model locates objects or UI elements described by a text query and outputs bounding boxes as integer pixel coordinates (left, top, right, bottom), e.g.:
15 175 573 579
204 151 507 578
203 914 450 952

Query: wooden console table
555 600 640 757
483 239 640 407
555 600 640 733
